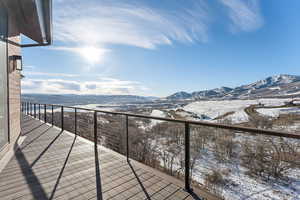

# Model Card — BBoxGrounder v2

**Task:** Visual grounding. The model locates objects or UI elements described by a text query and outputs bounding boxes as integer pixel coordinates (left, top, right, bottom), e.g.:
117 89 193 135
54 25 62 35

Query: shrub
241 137 299 181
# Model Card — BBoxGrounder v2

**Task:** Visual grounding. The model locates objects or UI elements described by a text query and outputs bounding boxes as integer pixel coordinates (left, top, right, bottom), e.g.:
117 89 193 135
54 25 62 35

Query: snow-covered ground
147 99 300 199
151 109 166 118
182 98 293 123
150 131 300 200
190 133 299 200
149 109 168 127
257 107 300 118
152 132 300 200
191 150 300 200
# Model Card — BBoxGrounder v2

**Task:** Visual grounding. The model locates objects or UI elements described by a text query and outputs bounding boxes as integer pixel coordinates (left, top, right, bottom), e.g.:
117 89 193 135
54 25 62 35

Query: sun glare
78 46 107 64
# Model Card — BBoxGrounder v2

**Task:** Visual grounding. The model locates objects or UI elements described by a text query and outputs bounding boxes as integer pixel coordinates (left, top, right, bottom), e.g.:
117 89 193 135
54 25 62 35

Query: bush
241 137 299 181
205 170 225 186
214 129 236 163
204 170 225 199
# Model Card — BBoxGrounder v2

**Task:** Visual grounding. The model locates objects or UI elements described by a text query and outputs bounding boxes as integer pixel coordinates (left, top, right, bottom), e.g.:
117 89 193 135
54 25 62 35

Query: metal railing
21 102 300 193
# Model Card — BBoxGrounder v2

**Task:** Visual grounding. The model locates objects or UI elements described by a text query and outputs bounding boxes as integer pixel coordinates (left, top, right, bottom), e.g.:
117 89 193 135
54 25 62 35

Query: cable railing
21 101 300 196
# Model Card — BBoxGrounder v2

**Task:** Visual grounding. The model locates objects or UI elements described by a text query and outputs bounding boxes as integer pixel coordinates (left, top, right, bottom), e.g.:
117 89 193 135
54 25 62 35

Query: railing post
44 104 47 122
126 115 129 161
34 104 36 118
52 105 54 125
27 102 29 115
185 122 191 192
75 108 77 135
94 111 97 145
61 106 64 130
39 104 41 120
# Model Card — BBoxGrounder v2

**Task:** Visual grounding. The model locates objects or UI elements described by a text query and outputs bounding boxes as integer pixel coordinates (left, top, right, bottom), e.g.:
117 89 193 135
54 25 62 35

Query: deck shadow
22 123 47 135
94 132 103 200
20 126 52 150
49 136 77 199
30 130 64 168
14 140 49 199
128 161 151 200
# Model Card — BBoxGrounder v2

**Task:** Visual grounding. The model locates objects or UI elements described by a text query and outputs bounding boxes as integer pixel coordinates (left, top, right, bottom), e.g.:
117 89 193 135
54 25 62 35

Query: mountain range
167 74 300 100
22 94 158 106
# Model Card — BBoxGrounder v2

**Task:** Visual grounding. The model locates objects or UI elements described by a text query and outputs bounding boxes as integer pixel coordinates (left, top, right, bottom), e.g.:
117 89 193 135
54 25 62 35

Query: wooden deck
0 115 207 200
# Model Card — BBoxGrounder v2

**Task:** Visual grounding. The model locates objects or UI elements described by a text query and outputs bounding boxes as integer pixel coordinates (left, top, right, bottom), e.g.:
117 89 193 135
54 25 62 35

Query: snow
257 98 292 106
183 99 292 123
151 131 300 200
183 133 300 200
174 110 211 121
257 107 300 118
149 110 167 127
150 109 166 118
286 91 300 95
184 100 250 120
145 98 299 199
269 86 281 90
222 110 249 123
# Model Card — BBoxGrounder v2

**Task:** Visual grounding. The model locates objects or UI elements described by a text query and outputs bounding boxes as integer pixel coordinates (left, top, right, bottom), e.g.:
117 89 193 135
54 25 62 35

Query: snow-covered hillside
257 107 300 118
182 98 292 123
167 74 300 100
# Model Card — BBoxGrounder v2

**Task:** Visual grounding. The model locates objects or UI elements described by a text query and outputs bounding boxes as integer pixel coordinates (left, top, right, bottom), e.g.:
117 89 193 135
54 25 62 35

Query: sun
78 46 108 64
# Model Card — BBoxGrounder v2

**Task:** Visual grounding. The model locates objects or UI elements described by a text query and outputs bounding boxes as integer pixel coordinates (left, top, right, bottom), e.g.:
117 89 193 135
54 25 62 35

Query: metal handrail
21 102 300 193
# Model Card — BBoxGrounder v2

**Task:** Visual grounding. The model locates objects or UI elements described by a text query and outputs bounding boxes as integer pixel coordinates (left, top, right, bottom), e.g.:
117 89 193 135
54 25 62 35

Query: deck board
0 115 207 200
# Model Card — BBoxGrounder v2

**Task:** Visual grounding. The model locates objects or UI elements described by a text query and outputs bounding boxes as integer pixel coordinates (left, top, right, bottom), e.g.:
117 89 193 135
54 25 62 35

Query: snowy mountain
167 74 300 100
166 91 192 100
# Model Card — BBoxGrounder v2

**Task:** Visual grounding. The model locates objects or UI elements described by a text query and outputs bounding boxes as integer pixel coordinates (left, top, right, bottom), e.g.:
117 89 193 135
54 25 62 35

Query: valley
22 74 300 200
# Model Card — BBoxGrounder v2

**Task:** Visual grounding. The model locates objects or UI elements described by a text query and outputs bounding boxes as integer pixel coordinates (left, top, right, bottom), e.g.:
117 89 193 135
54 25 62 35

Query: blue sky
22 0 300 97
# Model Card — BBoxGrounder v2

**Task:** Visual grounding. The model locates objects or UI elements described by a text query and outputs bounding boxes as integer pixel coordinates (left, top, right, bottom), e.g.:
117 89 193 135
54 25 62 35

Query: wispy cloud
219 0 264 32
24 71 80 78
52 0 210 62
23 65 36 70
50 0 265 64
21 77 150 96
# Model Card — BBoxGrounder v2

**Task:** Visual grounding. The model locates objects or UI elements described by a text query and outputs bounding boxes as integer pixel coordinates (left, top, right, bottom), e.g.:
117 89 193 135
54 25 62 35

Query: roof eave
4 0 52 45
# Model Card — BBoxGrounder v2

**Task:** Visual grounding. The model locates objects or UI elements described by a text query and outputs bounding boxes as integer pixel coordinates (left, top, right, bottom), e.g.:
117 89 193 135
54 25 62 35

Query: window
0 4 8 149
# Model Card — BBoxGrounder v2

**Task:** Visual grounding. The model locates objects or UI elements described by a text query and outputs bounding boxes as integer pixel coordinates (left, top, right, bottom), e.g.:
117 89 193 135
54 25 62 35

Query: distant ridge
21 94 158 105
166 74 300 100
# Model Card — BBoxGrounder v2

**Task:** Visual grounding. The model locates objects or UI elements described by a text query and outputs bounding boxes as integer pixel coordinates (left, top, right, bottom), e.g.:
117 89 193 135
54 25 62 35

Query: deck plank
0 115 206 200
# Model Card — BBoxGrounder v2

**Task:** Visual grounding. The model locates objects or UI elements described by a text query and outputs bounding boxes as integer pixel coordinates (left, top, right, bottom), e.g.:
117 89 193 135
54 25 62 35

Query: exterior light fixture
11 55 23 71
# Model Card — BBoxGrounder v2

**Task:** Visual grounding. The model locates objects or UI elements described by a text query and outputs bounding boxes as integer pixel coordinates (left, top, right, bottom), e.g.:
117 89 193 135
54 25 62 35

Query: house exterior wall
0 11 21 160
8 16 21 147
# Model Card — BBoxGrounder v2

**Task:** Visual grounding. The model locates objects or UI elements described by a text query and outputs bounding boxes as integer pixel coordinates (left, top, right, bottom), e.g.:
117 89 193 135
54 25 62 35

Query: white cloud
21 78 150 96
24 71 80 78
52 0 210 59
219 0 264 32
49 0 265 64
23 65 36 70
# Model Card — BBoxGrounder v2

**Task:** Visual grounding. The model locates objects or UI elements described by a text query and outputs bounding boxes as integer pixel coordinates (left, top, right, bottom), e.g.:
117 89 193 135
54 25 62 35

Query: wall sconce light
11 55 23 71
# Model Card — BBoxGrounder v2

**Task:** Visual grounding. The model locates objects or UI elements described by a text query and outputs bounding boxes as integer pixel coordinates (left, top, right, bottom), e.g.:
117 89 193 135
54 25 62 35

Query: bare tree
241 136 299 180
